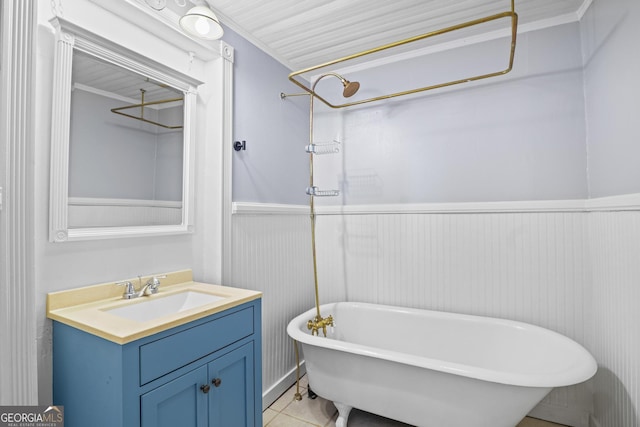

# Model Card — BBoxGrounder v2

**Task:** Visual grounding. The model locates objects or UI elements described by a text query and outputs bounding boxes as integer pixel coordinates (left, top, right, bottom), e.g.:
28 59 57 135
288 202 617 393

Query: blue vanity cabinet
207 342 255 426
53 299 262 427
141 365 208 427
141 343 255 427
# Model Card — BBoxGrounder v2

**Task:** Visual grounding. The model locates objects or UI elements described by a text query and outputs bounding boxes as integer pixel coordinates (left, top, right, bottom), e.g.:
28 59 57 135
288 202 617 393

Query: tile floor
263 376 567 427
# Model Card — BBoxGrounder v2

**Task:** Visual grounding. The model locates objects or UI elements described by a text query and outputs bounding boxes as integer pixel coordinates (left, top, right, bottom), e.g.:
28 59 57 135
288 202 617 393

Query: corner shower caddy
305 139 341 198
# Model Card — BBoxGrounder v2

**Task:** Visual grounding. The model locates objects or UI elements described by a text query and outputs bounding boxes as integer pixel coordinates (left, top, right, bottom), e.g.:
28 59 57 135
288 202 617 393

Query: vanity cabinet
141 343 254 427
52 299 262 427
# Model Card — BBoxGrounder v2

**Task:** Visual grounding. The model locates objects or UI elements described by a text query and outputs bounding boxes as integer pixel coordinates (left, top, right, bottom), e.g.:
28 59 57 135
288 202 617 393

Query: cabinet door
141 365 208 427
208 342 255 427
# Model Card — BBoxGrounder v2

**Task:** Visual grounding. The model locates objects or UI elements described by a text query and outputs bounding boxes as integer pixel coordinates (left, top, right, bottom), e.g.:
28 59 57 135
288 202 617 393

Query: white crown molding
576 0 595 21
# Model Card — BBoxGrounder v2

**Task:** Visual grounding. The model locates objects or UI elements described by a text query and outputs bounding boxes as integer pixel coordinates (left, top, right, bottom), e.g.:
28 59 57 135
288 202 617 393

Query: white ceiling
172 0 592 71
73 51 181 102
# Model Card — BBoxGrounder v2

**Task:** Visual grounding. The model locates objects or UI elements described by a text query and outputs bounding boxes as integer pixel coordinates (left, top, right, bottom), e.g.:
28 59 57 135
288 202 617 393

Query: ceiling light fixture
179 6 224 40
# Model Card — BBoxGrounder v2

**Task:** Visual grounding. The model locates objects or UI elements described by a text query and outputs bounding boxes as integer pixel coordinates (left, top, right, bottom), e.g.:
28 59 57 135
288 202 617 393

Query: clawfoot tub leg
334 402 352 427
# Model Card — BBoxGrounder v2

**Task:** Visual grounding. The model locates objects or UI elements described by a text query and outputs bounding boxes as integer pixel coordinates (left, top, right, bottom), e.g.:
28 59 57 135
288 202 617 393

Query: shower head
341 79 360 98
309 72 361 99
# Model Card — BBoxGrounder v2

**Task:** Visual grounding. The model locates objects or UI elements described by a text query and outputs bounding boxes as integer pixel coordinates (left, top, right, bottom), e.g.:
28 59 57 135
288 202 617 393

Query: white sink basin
106 291 226 322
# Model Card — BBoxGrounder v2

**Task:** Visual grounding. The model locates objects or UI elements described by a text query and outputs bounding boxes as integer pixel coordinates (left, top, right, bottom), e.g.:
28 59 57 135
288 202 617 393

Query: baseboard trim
262 361 307 411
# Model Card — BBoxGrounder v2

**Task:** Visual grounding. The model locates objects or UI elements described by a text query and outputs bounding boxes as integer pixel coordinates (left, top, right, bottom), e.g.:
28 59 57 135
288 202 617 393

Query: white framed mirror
49 18 202 242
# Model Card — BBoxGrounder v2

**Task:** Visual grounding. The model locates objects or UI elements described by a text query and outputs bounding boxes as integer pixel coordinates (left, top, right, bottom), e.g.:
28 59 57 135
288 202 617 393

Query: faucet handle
146 275 166 287
142 275 166 295
116 281 137 299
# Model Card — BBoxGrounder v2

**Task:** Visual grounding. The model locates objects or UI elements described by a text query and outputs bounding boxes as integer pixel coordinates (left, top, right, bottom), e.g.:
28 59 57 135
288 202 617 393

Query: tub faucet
307 314 334 337
138 275 166 296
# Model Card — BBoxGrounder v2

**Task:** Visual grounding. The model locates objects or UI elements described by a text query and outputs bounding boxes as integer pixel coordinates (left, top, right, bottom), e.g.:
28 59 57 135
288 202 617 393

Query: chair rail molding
232 193 640 216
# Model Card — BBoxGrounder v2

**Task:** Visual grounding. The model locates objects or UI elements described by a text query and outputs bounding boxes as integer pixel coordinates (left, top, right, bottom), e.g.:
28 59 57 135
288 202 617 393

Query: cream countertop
46 269 261 344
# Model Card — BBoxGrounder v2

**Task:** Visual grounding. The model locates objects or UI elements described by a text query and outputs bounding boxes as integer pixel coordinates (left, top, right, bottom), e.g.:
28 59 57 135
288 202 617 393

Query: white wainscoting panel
232 198 640 425
230 212 319 408
316 212 589 335
589 211 640 427
315 211 592 426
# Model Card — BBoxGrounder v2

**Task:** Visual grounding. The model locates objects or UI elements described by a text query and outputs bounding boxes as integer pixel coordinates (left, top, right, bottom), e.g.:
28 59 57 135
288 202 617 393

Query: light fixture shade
179 6 224 40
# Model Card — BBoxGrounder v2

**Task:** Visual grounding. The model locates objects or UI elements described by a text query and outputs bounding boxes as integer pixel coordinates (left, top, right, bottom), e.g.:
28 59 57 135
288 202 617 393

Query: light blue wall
582 0 640 198
221 27 309 205
314 23 588 204
225 4 640 204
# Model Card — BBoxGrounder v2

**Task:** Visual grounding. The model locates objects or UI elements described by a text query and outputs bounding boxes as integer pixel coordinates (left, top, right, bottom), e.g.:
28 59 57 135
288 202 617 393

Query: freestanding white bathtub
287 302 597 427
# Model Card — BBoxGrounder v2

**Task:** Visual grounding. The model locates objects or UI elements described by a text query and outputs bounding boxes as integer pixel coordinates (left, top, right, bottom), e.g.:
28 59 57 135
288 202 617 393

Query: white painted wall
34 0 223 403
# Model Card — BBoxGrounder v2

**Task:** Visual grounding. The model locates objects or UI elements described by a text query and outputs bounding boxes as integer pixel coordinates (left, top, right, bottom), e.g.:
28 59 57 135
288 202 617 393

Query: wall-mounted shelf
305 140 340 155
306 186 339 197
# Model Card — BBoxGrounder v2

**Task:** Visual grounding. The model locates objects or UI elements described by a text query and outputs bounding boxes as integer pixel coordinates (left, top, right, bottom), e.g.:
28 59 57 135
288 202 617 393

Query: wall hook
234 140 246 151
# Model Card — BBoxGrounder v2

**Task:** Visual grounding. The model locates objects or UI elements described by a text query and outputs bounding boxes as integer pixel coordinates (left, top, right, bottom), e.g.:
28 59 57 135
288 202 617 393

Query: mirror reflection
68 51 184 228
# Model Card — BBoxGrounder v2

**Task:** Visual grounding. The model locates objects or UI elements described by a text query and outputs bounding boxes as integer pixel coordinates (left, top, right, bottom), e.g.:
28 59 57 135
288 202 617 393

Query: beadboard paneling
230 213 316 408
316 212 589 335
232 205 594 422
315 211 592 425
232 200 640 425
589 211 640 427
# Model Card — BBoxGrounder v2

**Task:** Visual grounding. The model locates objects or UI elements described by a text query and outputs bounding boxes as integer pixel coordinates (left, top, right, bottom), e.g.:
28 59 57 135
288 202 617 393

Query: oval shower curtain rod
286 0 517 109
111 89 184 129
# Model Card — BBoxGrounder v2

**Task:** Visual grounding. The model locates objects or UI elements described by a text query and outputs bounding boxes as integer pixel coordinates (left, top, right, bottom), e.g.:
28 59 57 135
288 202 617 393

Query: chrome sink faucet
116 275 166 299
116 281 138 299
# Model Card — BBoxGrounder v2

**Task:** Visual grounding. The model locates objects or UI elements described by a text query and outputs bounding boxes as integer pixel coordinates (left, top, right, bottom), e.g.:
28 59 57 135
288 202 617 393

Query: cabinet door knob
200 384 211 394
212 378 222 387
